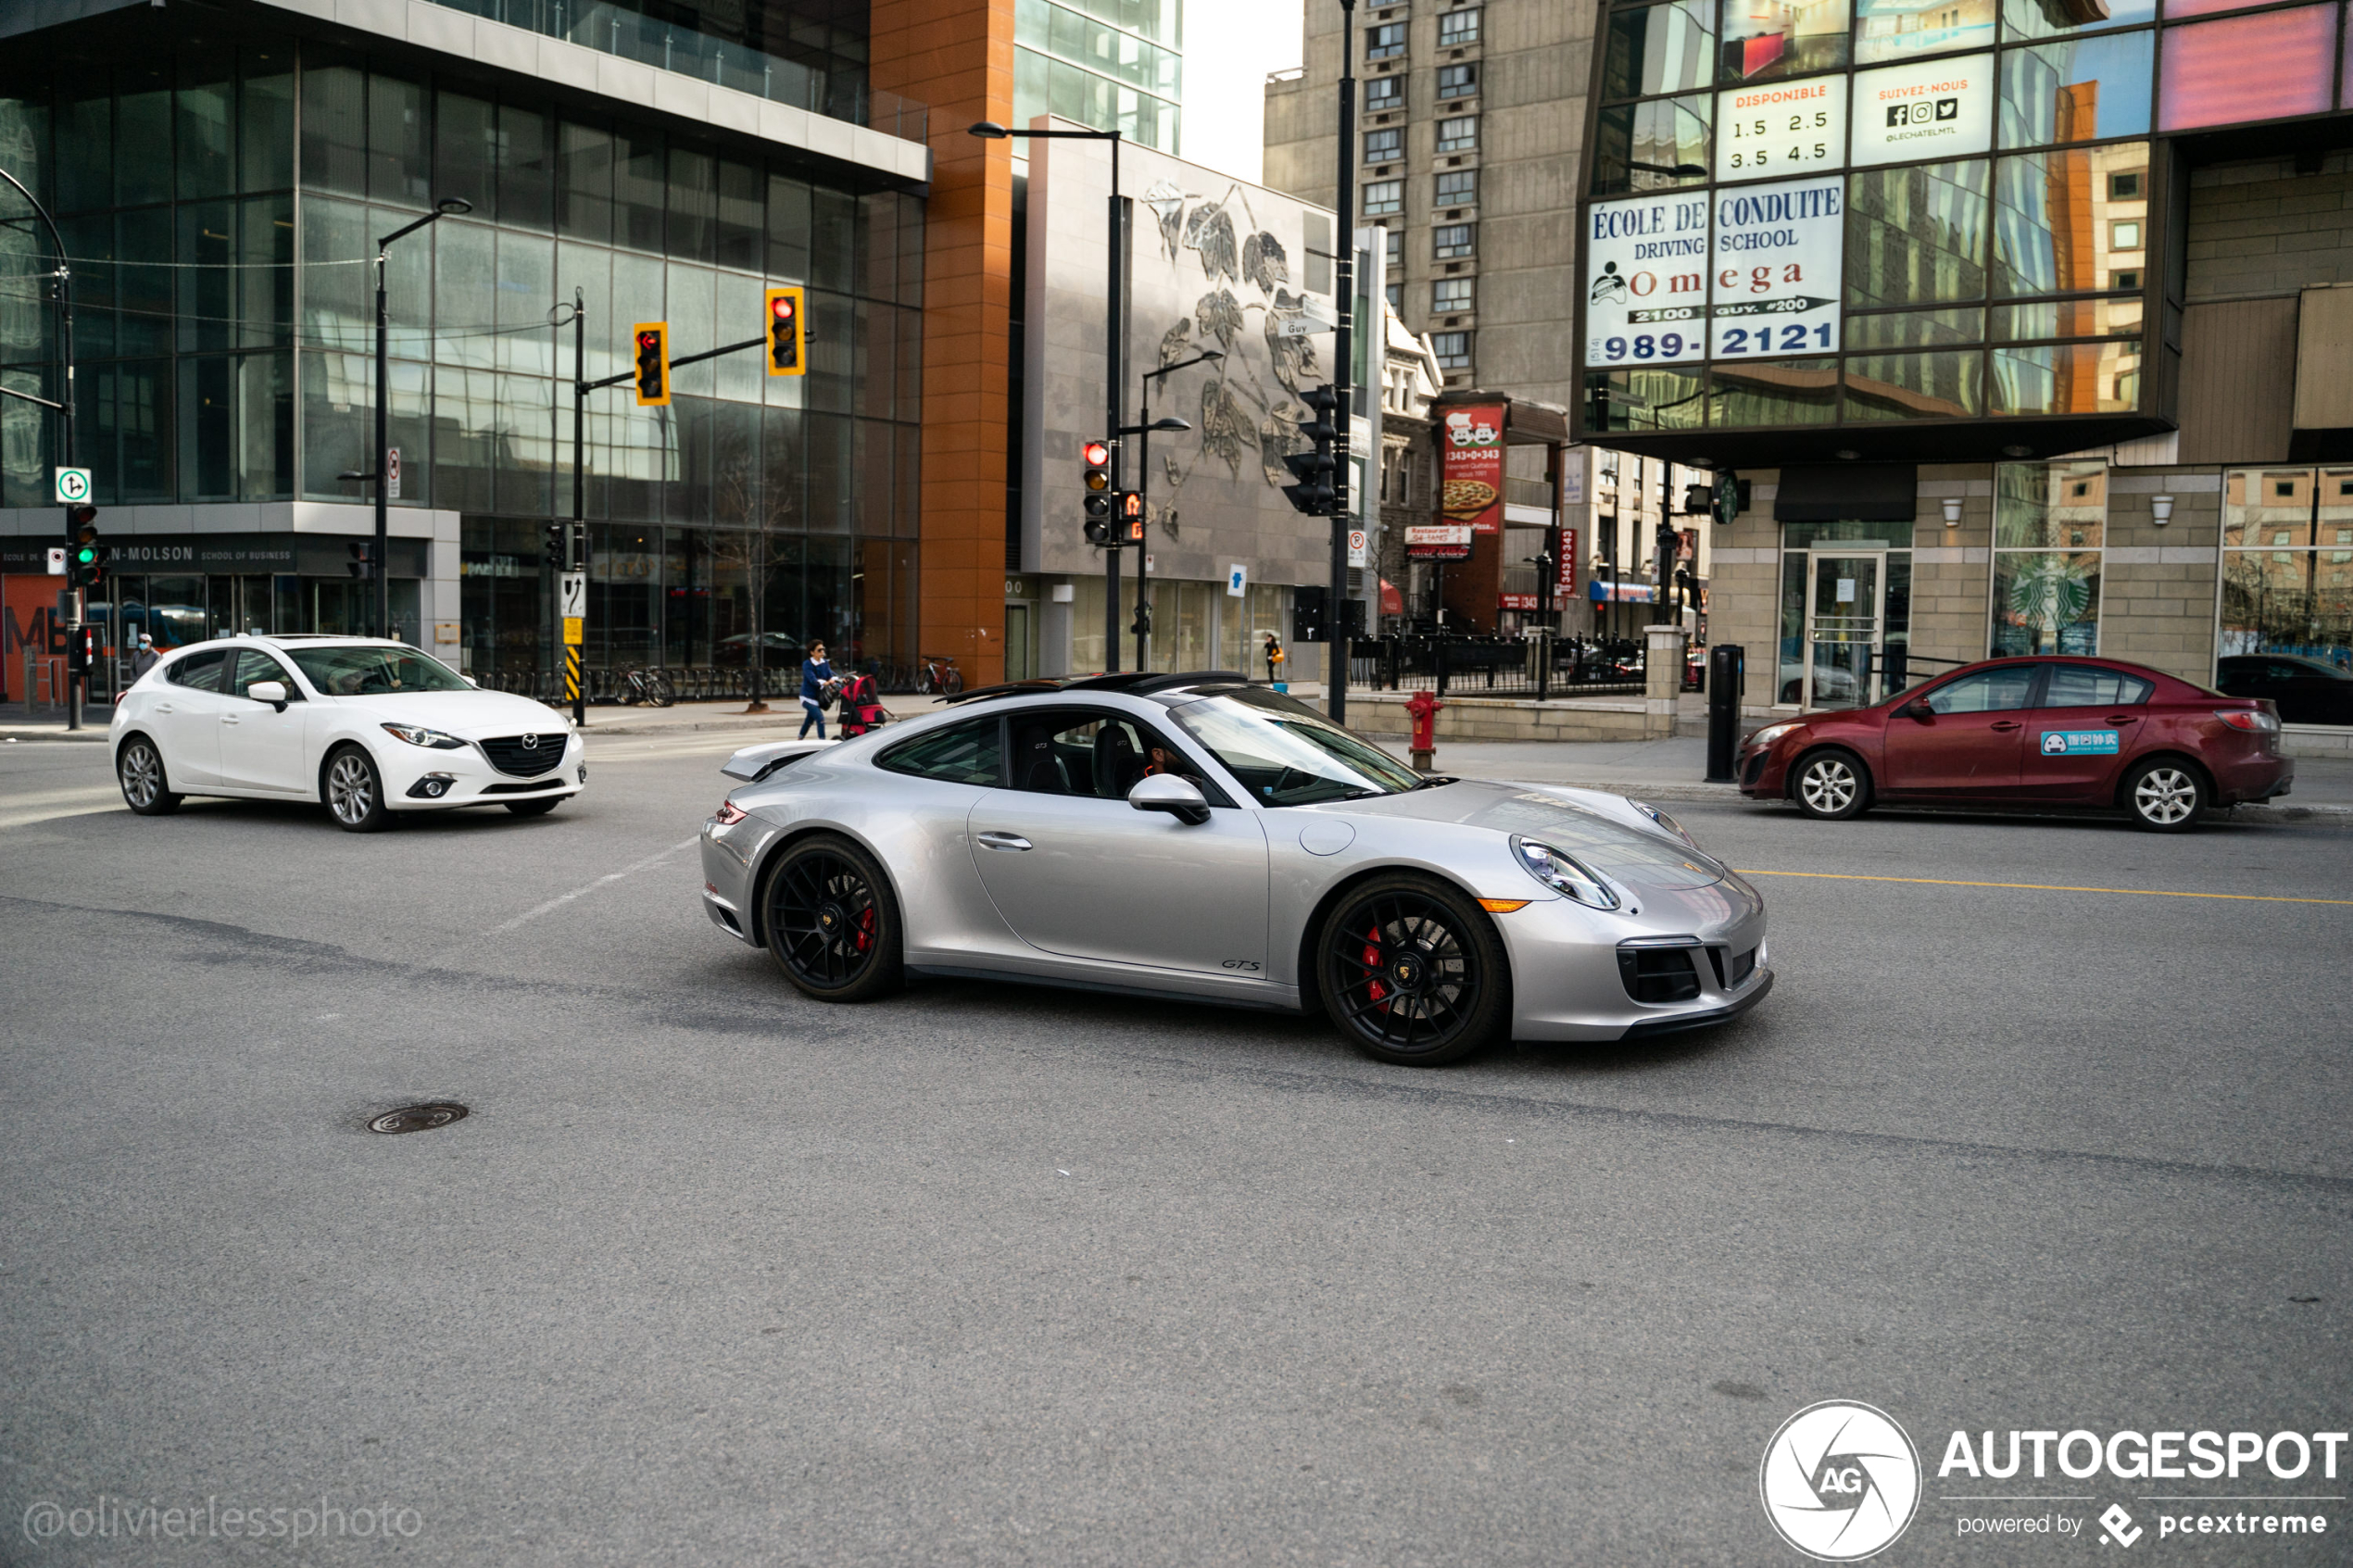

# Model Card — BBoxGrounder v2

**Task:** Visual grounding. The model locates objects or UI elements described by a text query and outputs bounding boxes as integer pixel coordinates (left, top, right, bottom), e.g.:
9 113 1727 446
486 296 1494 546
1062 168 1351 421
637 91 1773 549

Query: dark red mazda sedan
1737 656 2295 832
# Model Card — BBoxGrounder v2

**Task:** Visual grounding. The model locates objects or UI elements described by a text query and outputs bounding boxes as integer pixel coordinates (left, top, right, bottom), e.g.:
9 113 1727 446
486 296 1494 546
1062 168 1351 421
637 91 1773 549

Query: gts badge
1221 959 1262 972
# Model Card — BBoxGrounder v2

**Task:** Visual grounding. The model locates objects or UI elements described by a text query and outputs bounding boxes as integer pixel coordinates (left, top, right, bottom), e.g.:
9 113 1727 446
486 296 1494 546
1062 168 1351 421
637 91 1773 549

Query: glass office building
0 1 925 696
1577 0 2353 731
1013 0 1182 151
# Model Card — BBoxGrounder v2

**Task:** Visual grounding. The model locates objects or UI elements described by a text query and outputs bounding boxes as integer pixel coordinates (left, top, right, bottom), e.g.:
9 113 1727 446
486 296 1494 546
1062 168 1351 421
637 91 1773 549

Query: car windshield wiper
1409 774 1459 790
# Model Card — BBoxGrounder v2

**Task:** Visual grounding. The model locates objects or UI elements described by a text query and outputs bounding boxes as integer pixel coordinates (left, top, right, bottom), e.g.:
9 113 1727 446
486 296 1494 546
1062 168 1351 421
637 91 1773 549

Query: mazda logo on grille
522 733 539 749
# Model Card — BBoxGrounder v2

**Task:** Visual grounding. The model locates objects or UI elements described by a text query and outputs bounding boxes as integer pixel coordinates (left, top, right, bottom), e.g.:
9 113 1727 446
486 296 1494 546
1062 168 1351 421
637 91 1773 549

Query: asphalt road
3 734 2349 1565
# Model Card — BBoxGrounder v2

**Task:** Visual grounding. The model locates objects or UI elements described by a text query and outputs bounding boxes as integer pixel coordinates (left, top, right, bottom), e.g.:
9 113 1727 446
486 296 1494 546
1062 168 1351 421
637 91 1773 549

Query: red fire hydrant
1404 689 1443 774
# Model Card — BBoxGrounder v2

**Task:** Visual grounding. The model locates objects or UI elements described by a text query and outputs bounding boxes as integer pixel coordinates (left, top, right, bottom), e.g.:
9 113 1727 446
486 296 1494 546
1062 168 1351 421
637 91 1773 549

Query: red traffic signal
632 321 670 407
1081 440 1111 469
764 286 805 376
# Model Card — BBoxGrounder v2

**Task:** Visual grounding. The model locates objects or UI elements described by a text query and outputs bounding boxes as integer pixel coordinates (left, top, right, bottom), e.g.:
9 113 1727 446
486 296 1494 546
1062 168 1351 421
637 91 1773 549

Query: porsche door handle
975 832 1033 852
220 715 240 726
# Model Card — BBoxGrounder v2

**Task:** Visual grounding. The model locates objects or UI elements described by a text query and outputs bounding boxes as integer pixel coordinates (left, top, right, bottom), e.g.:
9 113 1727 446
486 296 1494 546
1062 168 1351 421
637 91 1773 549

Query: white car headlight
1627 798 1696 847
1744 721 1800 750
1511 835 1621 910
380 722 468 750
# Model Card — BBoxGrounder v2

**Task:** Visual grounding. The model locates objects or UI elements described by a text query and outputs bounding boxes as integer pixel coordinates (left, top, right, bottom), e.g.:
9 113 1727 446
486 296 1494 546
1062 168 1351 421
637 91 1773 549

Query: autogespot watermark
1758 1404 2347 1557
19 1495 422 1548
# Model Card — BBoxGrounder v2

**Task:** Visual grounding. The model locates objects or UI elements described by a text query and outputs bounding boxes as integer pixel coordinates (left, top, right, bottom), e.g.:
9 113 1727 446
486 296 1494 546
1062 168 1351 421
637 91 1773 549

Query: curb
1 729 108 744
581 714 813 737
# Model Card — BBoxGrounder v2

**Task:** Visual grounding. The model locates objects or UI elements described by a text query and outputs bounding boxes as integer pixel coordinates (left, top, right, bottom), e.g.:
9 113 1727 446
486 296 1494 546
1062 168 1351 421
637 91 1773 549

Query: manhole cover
368 1102 469 1135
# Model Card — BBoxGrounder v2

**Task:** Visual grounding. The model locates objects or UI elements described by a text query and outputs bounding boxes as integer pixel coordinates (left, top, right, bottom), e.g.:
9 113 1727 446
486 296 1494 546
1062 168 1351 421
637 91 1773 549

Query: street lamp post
1327 0 1361 725
1130 348 1220 670
970 119 1125 670
369 198 472 640
0 165 76 726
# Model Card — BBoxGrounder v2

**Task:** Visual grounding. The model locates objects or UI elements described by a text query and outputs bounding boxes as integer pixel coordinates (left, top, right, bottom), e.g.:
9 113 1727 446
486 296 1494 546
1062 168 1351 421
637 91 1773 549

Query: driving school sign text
1584 194 1710 368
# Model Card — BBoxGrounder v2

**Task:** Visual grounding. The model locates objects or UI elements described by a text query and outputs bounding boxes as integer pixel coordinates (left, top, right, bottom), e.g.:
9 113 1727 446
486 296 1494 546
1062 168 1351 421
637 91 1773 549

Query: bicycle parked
914 654 963 696
617 665 676 707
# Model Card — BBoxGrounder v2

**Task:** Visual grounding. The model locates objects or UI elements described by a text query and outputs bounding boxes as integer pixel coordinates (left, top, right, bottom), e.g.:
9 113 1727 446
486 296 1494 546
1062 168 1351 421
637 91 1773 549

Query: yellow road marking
1733 869 2353 908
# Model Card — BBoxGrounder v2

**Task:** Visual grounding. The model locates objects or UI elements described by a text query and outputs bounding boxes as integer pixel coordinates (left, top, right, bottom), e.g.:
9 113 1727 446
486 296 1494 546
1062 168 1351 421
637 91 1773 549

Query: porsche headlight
1511 835 1621 910
380 722 468 749
1744 721 1800 750
1628 798 1696 847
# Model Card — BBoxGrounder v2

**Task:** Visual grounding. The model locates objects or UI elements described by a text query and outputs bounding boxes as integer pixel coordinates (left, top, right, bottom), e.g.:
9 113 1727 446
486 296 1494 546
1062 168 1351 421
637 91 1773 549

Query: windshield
1167 687 1424 806
287 645 472 696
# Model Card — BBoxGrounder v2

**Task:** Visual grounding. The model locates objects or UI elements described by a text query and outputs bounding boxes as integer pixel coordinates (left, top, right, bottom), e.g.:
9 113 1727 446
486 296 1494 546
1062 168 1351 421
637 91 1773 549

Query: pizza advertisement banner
1440 405 1506 535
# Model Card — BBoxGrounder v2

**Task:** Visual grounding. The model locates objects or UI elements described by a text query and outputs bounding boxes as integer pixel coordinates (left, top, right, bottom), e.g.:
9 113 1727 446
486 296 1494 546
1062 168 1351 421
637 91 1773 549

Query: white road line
485 836 700 934
0 786 126 831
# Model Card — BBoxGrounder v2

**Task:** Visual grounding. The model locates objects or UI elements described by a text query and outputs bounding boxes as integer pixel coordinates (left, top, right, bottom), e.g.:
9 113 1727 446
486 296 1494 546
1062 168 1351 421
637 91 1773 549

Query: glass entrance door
1804 554 1883 709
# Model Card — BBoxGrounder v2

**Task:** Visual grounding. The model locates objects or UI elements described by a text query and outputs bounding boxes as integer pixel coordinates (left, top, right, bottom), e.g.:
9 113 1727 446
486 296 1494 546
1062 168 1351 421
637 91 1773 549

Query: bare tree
711 437 798 714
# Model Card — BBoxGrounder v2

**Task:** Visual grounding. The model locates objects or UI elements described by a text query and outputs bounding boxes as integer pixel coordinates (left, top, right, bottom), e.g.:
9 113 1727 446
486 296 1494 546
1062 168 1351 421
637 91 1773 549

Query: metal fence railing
470 662 923 705
1345 633 1649 700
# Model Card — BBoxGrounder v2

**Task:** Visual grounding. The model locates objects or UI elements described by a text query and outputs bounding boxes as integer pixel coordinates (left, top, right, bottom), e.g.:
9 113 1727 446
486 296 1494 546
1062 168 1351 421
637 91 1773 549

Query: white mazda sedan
109 635 585 832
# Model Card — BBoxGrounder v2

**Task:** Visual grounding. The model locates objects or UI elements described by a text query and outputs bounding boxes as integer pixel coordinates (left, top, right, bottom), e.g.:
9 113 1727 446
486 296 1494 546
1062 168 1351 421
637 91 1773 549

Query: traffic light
348 541 375 582
545 521 566 562
1081 439 1114 545
66 506 100 588
1682 483 1715 516
1713 475 1751 529
1118 489 1145 544
564 521 585 571
633 321 670 407
764 286 806 376
1281 384 1338 517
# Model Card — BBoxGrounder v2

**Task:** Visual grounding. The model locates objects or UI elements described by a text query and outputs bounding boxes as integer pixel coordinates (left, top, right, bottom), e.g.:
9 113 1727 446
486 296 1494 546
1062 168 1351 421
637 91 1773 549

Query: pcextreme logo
1760 1400 1923 1561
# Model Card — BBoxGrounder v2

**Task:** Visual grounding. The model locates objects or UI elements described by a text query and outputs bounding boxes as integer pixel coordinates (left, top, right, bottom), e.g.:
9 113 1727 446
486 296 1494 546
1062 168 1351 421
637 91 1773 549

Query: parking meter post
1705 643 1744 782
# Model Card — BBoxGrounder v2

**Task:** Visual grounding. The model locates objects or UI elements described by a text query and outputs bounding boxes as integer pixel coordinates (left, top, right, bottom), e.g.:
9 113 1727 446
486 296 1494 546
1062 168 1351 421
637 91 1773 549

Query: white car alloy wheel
118 738 178 815
326 749 387 831
120 743 161 807
2132 765 2199 826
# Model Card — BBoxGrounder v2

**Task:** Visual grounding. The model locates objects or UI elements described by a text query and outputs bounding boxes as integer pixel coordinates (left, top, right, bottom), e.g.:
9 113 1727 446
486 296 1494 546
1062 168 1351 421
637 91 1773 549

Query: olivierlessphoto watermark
19 1494 422 1548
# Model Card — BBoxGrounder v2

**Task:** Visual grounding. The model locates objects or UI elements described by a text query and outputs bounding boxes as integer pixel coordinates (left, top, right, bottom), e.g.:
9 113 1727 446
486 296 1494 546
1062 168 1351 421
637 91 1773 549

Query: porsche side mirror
1127 772 1210 825
247 680 289 711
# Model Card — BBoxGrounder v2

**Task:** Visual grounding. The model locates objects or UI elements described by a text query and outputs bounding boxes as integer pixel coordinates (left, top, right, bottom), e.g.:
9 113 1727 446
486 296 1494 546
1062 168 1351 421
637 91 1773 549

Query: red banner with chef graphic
1439 405 1505 535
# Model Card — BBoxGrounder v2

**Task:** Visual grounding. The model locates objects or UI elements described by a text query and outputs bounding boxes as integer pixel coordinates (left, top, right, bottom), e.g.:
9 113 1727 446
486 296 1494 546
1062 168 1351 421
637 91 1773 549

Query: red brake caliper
853 909 875 954
1363 924 1387 1003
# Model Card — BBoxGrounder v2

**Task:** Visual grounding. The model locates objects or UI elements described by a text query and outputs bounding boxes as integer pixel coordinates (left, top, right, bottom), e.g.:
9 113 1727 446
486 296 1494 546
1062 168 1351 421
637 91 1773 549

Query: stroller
830 671 889 738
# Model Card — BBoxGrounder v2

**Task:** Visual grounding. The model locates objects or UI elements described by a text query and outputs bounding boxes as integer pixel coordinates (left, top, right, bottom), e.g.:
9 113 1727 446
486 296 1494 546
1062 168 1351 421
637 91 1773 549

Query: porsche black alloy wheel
1319 875 1509 1067
764 835 904 1002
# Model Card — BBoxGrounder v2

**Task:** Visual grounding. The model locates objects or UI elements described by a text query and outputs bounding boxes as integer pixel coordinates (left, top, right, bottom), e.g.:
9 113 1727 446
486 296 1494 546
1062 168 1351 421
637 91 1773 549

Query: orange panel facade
871 0 1017 691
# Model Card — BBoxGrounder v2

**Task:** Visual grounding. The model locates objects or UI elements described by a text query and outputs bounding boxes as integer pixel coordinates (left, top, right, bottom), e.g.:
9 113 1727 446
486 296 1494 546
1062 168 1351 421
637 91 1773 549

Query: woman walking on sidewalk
799 642 834 739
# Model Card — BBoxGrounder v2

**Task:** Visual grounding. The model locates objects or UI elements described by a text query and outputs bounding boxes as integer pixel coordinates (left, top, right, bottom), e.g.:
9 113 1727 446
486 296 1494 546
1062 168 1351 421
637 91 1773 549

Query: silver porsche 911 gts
698 672 1770 1066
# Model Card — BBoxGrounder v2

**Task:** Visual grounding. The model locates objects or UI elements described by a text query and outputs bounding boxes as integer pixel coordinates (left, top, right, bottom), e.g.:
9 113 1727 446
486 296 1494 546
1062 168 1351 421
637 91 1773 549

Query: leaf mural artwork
1195 288 1246 349
1157 319 1194 369
1184 200 1239 284
1198 379 1260 478
2005 554 2096 641
1241 232 1290 294
1143 179 1192 261
1263 288 1320 395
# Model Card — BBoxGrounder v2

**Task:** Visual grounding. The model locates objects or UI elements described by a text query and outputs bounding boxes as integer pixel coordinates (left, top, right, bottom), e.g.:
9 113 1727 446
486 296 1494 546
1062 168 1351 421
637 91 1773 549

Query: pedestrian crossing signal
1119 489 1144 544
633 321 670 407
765 287 806 376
